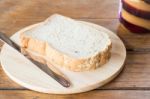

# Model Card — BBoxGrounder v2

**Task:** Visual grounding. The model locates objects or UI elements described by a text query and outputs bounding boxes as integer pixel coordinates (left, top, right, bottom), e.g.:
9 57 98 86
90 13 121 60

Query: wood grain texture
0 51 150 90
0 0 119 19
0 90 150 99
0 21 126 94
0 0 149 98
102 51 150 89
0 0 148 50
0 65 24 89
0 0 118 36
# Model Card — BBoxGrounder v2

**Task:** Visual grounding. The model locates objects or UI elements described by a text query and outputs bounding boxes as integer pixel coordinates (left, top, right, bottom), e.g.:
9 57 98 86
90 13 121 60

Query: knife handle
0 32 20 51
0 32 71 88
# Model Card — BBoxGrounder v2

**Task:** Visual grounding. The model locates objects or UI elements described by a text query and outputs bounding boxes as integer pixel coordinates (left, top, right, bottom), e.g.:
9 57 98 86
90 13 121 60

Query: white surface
0 21 126 94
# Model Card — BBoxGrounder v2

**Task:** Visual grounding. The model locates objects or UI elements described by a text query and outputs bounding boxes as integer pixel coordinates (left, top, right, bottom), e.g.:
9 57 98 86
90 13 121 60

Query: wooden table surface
0 0 150 99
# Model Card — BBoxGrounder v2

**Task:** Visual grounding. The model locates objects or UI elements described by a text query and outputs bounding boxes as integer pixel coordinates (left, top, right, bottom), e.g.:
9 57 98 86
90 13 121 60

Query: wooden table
0 0 150 98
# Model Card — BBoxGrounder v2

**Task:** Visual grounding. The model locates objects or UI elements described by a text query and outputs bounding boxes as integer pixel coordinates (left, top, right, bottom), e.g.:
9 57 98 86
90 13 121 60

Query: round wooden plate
0 21 126 94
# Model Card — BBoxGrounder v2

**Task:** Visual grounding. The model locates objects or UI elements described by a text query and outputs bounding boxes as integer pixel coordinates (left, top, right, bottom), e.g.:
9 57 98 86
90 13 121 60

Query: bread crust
20 33 112 72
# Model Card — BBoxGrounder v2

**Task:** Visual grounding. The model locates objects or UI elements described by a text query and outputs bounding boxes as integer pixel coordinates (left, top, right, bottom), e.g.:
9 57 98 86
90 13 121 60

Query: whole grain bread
20 14 112 72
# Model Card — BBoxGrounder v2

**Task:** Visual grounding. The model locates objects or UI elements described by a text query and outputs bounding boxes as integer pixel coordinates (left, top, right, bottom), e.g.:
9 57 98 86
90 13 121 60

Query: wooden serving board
0 21 126 94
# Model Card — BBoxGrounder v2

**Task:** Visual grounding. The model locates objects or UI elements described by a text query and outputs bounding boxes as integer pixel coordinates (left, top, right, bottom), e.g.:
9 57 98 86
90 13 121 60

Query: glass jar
119 0 150 33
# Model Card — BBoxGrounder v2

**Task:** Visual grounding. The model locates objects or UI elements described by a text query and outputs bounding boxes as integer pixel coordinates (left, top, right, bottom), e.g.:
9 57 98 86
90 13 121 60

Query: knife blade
0 32 70 87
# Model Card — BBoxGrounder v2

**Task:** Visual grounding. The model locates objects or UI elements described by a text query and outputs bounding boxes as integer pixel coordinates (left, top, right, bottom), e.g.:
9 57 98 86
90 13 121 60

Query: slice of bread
20 14 112 72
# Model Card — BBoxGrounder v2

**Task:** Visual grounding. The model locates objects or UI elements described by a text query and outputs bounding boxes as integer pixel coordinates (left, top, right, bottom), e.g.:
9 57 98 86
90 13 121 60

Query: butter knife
0 32 70 87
